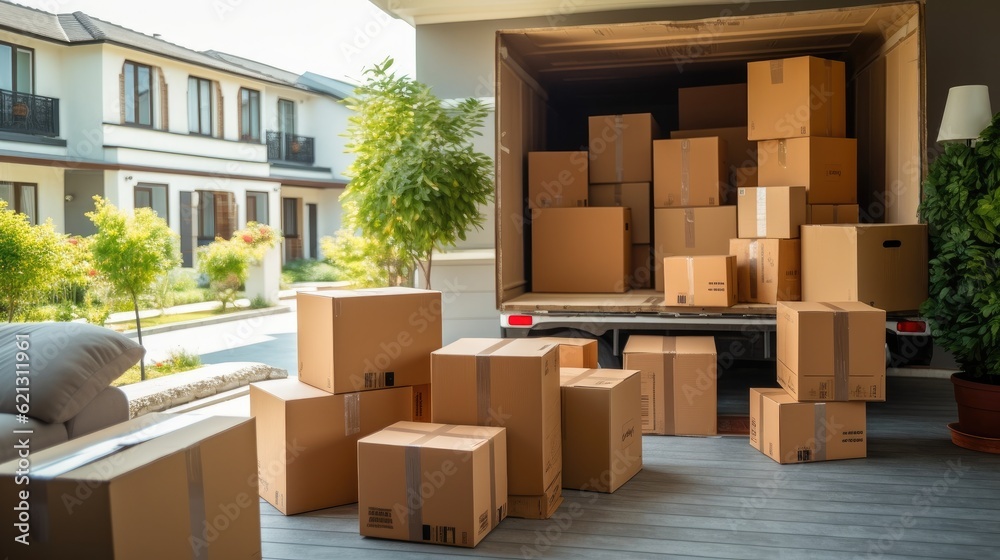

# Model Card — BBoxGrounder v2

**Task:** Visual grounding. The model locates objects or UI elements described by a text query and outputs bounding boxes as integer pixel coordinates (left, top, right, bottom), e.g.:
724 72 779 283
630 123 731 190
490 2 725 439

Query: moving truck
494 2 932 367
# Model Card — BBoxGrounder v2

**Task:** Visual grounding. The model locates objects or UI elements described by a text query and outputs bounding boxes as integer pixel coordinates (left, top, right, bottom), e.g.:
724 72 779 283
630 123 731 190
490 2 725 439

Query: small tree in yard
342 58 494 288
198 222 281 310
88 197 180 380
0 201 65 322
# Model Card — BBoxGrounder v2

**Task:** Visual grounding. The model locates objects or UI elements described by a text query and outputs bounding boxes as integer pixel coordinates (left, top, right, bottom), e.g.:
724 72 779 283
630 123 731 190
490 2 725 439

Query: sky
13 0 416 83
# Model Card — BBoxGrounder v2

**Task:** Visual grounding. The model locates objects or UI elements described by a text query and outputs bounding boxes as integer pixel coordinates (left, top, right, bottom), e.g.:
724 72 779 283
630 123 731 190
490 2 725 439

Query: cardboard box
678 83 748 129
622 335 718 436
632 244 653 289
801 224 928 312
538 337 598 369
297 288 442 394
509 473 564 520
653 137 727 207
0 413 260 559
589 113 660 184
729 238 801 304
757 137 857 203
808 204 859 224
250 380 413 515
747 56 846 140
776 301 886 401
560 368 643 493
750 388 867 464
653 206 738 291
670 126 757 170
589 182 651 243
663 255 738 308
357 421 507 547
528 151 589 209
531 207 632 293
735 165 759 188
431 338 561 499
737 186 807 239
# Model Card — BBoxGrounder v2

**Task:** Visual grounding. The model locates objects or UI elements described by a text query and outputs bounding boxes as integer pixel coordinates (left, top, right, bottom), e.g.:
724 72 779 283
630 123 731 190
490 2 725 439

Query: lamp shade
937 85 993 142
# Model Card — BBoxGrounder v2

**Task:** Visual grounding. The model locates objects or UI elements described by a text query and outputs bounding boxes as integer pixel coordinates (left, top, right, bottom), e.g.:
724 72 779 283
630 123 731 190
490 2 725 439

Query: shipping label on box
807 204 860 224
589 182 652 243
737 186 807 239
528 151 589 209
653 206 738 291
358 422 508 547
663 255 737 308
622 335 718 436
653 137 727 207
729 238 801 304
747 56 846 141
531 207 632 293
757 137 857 204
297 287 442 395
750 388 867 464
589 113 660 184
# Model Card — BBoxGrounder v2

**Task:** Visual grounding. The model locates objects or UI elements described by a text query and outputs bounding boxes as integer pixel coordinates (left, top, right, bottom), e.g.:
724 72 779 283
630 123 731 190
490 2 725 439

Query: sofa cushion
0 323 144 424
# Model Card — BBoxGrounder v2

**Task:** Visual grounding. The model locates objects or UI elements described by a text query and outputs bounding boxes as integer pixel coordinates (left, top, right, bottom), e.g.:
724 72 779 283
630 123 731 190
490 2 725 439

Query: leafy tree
320 229 410 288
198 222 282 310
0 201 65 321
88 197 180 380
342 58 494 288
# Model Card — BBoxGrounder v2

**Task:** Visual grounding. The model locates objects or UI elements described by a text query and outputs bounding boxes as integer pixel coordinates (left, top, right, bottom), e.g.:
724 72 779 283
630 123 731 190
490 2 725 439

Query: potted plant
919 111 1000 444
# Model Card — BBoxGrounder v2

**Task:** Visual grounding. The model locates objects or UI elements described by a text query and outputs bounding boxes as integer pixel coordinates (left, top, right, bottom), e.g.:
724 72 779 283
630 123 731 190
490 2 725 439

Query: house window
134 183 168 221
188 76 213 136
0 182 37 224
123 61 153 126
239 88 261 142
0 42 33 93
198 190 235 241
246 191 268 225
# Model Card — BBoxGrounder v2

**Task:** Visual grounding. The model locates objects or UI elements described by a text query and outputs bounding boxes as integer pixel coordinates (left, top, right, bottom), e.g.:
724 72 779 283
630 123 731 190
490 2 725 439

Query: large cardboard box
653 137 727 207
622 335 718 436
729 238 801 304
776 301 886 402
670 126 757 170
653 206 738 291
531 207 631 293
431 338 561 500
663 255 737 308
0 413 260 559
589 182 651 243
538 337 598 369
678 83 748 129
808 203 860 224
250 380 412 515
737 186 807 239
747 56 847 140
757 137 857 203
528 151 589 209
297 288 442 394
357 421 507 548
509 473 563 520
801 224 928 312
560 368 643 493
589 113 660 183
750 388 867 464
632 243 653 289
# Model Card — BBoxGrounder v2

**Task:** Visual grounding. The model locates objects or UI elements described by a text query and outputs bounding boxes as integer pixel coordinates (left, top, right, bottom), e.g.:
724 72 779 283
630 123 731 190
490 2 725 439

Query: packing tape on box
755 390 765 451
748 240 760 301
615 114 625 183
564 368 601 386
403 445 424 541
778 139 787 169
680 139 692 206
345 393 361 436
756 188 768 238
684 208 696 249
821 303 851 400
813 403 828 462
661 337 677 434
769 59 784 84
186 446 209 560
614 183 623 206
684 257 695 306
476 339 517 425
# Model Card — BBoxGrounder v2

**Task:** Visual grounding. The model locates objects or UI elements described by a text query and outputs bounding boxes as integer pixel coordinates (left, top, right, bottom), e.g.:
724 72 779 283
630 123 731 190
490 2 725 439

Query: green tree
0 201 65 321
320 229 409 288
342 58 494 288
198 222 282 310
88 197 180 380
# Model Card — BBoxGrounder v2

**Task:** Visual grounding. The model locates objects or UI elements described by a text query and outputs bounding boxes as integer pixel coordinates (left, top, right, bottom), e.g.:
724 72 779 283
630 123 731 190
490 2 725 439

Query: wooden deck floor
258 376 1000 559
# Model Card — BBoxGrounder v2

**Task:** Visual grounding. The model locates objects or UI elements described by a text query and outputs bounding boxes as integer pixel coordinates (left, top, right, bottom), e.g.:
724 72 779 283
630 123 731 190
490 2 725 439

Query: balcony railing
266 130 315 165
0 89 59 137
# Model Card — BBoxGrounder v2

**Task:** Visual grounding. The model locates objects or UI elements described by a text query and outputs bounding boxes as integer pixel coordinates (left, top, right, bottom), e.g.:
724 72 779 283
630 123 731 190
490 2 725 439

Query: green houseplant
920 111 1000 441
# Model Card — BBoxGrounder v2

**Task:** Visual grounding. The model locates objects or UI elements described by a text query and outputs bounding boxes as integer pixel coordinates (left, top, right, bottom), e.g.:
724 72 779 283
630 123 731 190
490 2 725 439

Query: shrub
320 230 408 288
0 201 67 321
197 239 248 311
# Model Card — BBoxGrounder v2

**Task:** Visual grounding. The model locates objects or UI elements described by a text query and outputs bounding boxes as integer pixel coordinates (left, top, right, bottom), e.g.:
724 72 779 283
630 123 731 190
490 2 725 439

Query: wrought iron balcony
266 130 315 165
0 89 59 137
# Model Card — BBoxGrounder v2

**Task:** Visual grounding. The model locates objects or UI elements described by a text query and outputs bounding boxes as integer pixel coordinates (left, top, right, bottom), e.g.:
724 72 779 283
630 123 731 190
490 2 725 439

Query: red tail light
896 320 926 333
508 315 533 327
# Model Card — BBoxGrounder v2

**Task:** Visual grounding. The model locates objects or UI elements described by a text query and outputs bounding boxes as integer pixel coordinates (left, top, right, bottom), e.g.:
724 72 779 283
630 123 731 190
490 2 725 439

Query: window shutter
157 67 168 130
119 71 125 123
216 81 224 138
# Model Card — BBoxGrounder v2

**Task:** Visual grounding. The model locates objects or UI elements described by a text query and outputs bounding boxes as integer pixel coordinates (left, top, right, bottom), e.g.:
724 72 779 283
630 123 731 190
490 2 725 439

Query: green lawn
107 307 243 332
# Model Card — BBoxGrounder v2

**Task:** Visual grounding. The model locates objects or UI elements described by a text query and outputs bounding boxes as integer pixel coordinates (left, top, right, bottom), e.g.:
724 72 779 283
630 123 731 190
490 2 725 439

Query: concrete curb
121 305 291 338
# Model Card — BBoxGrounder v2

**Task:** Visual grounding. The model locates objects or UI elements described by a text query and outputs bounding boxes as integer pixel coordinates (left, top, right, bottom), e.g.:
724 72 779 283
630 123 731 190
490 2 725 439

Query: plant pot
952 372 1000 439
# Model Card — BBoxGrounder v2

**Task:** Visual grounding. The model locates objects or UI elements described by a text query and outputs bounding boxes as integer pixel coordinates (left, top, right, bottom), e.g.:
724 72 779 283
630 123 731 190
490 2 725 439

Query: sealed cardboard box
632 243 653 289
528 151 589 209
0 413 260 559
737 186 807 239
560 368 643 493
678 83 748 129
735 165 759 188
622 335 718 436
653 206 738 291
750 387 867 464
357 421 507 547
808 204 860 224
538 337 598 369
747 56 846 140
589 113 660 184
589 182 651 243
532 207 632 293
670 126 757 170
509 473 563 520
801 224 928 311
653 137 727 207
729 238 801 304
757 137 857 203
250 379 412 515
431 338 561 500
663 255 738 308
776 301 886 401
297 288 442 394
